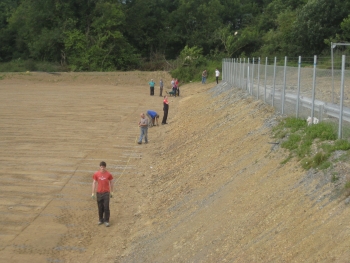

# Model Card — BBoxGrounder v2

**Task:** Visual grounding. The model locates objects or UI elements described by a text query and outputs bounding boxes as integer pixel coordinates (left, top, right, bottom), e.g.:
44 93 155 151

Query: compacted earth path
0 72 349 263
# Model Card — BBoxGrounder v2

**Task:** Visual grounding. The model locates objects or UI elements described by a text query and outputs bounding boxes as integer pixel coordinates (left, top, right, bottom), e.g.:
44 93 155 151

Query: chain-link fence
222 55 350 139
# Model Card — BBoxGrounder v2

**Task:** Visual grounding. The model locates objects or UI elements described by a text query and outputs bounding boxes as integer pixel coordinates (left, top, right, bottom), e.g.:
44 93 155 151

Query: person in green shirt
149 79 155 96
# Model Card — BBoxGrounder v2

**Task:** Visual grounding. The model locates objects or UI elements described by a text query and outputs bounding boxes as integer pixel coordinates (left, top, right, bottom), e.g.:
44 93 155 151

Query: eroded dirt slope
119 82 350 262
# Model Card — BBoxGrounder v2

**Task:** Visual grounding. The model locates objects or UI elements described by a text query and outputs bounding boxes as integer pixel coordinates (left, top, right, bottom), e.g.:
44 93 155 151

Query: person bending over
147 110 159 126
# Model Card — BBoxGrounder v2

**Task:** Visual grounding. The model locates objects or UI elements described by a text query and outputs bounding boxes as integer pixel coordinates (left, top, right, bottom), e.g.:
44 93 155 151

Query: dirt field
0 72 349 263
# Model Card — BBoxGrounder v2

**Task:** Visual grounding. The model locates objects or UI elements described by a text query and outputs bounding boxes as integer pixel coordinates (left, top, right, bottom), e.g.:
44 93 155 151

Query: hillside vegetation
1 0 350 71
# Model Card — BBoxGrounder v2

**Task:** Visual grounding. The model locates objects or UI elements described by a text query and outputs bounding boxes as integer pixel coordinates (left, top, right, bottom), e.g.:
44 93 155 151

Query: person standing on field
159 79 164 96
202 69 207 84
215 68 220 84
138 113 149 144
162 96 169 125
92 161 114 227
149 79 155 96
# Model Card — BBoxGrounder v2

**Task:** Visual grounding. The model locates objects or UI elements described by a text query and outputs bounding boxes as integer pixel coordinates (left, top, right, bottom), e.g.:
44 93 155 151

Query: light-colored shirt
139 117 148 127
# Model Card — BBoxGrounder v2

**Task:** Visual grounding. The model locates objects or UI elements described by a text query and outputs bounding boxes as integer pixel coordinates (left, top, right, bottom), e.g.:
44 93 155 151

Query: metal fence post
282 56 287 114
338 55 346 139
311 55 317 123
257 57 260 100
242 58 246 90
234 58 237 87
272 57 277 107
239 58 242 89
264 57 268 103
232 58 234 85
251 57 255 96
247 58 250 91
296 56 301 118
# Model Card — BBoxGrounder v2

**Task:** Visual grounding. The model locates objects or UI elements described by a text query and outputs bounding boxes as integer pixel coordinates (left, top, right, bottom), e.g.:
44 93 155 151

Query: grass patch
280 155 292 164
281 134 301 150
333 139 350 151
301 158 312 170
273 117 347 170
345 181 350 189
318 161 331 170
313 152 330 167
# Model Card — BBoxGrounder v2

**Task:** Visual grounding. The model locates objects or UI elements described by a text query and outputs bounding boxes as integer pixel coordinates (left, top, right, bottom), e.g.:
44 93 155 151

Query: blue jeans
138 127 148 143
202 76 206 84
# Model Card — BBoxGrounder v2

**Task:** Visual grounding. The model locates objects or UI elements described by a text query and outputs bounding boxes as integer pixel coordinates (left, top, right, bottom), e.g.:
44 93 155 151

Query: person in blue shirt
146 110 159 126
149 79 155 96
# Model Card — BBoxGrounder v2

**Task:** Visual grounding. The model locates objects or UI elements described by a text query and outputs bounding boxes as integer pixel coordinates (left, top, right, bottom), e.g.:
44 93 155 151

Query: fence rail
222 55 350 139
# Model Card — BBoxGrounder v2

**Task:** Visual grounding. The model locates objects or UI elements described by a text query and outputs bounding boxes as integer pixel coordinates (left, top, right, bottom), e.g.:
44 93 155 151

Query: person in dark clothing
162 96 169 125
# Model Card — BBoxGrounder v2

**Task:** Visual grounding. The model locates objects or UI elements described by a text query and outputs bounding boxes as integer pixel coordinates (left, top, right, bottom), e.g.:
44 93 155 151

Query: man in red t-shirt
92 161 114 227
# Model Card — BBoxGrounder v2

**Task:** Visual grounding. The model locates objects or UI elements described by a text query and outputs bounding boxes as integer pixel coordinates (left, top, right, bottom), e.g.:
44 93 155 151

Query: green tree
292 0 350 55
0 0 20 61
169 0 224 55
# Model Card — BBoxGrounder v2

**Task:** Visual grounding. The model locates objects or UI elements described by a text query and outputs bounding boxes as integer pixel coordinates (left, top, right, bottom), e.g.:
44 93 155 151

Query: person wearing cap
91 161 114 227
149 79 155 96
146 110 159 126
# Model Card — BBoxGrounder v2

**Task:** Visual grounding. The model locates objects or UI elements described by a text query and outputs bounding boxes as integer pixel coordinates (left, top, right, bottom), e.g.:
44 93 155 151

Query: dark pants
160 88 163 96
172 87 177 97
150 87 154 95
216 77 219 84
162 109 168 124
97 192 110 222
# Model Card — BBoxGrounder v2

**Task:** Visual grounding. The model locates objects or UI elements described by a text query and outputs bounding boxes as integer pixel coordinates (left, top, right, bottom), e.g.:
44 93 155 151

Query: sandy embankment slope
118 81 350 262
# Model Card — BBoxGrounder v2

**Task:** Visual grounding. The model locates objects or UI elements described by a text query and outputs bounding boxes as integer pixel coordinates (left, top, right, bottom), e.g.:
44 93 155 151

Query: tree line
0 0 349 71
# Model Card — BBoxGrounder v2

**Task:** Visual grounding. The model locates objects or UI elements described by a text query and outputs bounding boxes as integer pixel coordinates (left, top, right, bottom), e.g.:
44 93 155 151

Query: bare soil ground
0 72 349 263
